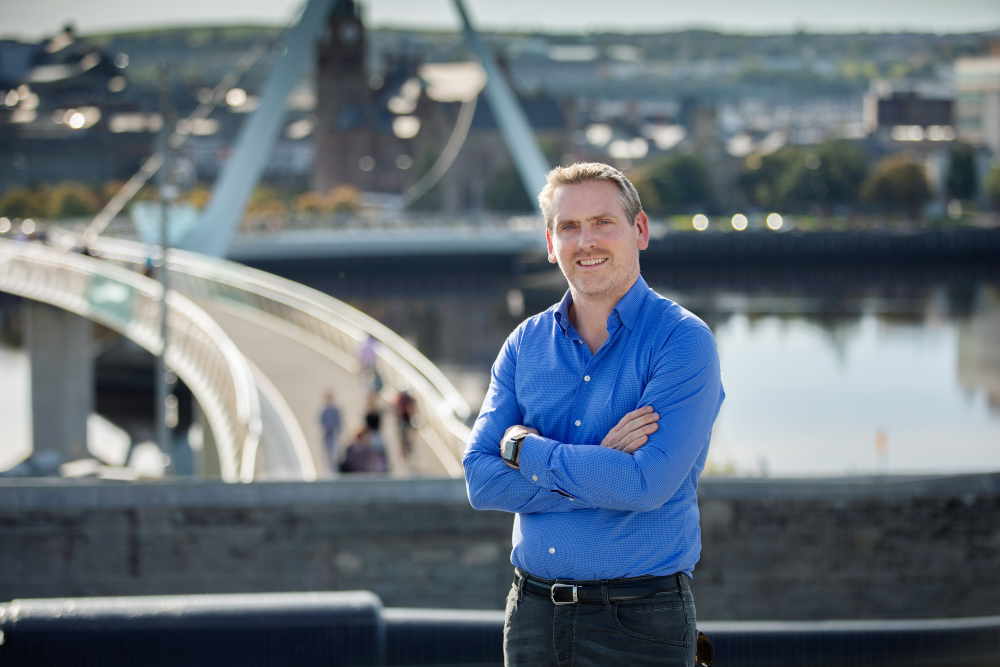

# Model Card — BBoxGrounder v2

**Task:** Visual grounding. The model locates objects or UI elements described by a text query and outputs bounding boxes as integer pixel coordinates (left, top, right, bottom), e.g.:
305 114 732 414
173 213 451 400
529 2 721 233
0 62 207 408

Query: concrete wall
1 473 998 620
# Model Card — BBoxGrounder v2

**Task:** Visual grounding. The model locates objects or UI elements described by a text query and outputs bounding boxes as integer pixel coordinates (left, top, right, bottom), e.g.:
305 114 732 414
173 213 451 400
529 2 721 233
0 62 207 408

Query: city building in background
2 20 999 217
955 55 1000 155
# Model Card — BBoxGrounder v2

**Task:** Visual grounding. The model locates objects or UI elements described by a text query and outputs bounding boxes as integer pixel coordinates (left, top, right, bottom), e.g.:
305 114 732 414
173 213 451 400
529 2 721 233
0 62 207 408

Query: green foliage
407 146 443 211
0 187 46 219
739 141 868 211
638 154 714 214
627 170 660 214
985 166 1000 209
860 155 931 218
0 182 104 218
947 144 978 201
485 168 533 212
48 182 101 217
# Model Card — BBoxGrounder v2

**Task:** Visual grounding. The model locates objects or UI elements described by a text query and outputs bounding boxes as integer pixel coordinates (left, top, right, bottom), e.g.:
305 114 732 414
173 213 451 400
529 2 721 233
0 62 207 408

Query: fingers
615 406 654 429
602 406 655 448
611 422 659 453
623 411 659 434
621 422 659 453
602 409 659 452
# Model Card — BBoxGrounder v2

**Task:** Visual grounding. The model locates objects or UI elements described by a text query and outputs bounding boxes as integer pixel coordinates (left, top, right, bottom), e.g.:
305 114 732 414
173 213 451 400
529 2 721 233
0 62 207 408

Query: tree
739 141 868 211
627 169 661 214
48 182 101 217
860 155 931 219
947 144 978 201
738 149 801 209
985 166 1000 210
484 167 534 212
484 137 562 213
0 187 46 219
639 153 714 214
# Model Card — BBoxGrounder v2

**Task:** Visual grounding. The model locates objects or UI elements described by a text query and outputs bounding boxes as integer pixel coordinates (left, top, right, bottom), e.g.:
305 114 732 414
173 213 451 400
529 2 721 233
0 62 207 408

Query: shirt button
532 475 538 481
584 375 590 382
549 548 555 554
575 420 581 426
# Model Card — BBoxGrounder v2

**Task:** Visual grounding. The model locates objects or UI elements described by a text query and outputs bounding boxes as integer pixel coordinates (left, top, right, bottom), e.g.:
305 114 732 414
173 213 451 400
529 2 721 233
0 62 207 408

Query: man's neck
568 274 639 354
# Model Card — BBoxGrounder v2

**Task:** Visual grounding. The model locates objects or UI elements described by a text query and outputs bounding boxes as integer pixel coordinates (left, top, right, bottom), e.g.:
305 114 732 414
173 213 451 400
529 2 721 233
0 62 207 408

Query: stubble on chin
565 258 620 300
567 255 641 303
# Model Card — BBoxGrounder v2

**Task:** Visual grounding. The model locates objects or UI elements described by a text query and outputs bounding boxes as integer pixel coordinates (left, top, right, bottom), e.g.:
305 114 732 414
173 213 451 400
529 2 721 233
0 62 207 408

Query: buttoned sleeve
516 323 723 512
464 328 595 514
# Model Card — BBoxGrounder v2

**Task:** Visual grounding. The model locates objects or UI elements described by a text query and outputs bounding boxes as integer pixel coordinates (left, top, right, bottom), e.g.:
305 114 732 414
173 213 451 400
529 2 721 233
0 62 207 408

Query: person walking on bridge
319 391 342 473
464 163 724 667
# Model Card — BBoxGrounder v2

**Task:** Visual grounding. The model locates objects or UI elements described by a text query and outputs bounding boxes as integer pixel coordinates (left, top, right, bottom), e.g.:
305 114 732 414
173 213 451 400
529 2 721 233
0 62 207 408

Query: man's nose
578 224 598 248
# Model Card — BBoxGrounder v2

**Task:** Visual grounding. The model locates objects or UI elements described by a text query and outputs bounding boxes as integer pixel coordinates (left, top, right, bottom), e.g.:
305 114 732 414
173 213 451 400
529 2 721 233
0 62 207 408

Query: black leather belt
515 568 685 606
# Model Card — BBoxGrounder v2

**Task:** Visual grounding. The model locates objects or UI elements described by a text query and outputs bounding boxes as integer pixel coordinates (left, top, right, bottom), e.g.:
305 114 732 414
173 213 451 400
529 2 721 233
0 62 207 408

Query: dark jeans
504 571 696 667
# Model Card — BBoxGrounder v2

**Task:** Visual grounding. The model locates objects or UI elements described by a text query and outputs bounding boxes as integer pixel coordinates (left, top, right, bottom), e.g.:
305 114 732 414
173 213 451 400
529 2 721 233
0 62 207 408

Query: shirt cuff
518 433 558 488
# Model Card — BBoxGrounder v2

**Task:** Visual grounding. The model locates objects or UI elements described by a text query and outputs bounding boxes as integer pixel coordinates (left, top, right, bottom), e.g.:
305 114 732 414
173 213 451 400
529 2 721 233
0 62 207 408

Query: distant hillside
68 24 998 98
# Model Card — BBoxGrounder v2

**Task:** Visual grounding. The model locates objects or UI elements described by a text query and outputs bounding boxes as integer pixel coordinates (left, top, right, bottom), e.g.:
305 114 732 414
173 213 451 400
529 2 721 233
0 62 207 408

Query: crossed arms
463 326 723 515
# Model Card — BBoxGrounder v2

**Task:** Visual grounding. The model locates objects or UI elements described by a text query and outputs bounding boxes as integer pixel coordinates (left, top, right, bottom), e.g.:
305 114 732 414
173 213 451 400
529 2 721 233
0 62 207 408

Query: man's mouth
577 258 607 267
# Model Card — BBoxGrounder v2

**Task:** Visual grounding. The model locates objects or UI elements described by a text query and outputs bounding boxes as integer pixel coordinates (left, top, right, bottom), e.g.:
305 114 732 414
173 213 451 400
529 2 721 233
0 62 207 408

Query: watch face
503 438 518 461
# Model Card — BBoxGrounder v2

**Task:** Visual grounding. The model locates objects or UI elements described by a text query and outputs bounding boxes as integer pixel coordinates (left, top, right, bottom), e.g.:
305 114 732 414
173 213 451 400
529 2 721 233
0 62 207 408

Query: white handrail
53 231 474 471
0 239 262 483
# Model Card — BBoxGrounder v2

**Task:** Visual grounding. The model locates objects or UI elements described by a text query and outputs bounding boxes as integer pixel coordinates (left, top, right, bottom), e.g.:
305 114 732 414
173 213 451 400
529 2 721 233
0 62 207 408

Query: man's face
546 180 649 302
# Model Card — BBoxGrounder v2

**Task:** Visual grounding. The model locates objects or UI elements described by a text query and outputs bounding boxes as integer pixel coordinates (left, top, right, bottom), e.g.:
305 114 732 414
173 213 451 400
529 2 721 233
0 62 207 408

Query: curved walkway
50 229 471 479
0 239 263 483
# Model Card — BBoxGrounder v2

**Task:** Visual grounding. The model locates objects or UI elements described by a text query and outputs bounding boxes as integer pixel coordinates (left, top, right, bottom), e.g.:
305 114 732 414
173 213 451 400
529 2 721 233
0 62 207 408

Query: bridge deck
198 302 448 478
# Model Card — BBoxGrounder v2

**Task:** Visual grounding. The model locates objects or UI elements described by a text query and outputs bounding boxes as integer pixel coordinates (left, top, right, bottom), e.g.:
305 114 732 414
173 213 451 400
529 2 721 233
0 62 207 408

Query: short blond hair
537 162 643 230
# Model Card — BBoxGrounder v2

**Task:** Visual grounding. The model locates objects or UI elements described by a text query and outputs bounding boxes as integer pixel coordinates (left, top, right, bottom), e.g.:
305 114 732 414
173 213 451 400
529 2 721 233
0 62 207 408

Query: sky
1 0 998 40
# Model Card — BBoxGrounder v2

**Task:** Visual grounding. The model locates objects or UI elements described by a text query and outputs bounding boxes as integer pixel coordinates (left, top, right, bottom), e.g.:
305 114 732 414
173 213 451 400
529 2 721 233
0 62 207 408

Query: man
464 163 724 667
319 391 342 473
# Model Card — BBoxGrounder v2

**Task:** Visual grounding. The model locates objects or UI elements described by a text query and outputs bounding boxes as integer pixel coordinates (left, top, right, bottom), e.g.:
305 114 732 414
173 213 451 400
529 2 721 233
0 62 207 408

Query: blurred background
0 0 998 638
0 0 998 479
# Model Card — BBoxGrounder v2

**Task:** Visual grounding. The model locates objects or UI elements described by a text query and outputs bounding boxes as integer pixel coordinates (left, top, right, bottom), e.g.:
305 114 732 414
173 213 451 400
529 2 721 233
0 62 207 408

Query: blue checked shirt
464 276 724 581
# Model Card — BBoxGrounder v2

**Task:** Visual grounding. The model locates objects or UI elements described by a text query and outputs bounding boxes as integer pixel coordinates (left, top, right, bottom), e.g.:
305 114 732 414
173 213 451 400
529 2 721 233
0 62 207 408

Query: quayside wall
1 473 997 620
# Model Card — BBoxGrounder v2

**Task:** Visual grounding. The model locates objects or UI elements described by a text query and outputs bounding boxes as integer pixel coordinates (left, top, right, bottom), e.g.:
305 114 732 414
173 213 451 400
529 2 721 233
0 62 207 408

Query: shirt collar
554 289 574 334
553 275 648 334
613 275 648 332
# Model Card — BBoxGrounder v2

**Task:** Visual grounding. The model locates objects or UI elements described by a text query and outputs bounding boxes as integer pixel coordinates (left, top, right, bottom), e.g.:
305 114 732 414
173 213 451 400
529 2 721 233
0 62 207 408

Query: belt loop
601 580 610 609
516 570 526 602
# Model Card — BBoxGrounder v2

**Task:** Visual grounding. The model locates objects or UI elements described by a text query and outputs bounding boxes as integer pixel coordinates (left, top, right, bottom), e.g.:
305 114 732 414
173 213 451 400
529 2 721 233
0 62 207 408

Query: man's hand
601 406 659 454
500 425 539 468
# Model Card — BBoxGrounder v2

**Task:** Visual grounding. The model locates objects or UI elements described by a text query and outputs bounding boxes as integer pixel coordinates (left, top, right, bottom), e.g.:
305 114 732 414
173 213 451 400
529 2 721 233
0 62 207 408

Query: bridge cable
401 94 478 207
80 2 308 249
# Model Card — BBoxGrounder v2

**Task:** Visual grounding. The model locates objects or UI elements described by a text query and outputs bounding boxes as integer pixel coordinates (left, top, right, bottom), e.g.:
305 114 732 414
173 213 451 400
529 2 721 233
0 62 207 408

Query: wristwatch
502 433 528 467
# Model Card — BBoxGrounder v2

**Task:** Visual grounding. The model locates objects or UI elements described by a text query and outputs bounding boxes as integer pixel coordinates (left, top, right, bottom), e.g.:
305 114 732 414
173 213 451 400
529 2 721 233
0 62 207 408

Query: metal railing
53 231 473 476
3 590 998 667
0 239 261 483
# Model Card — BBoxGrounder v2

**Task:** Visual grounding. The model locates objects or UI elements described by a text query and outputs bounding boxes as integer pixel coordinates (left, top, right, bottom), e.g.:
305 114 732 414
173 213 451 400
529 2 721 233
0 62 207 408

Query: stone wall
1 473 998 620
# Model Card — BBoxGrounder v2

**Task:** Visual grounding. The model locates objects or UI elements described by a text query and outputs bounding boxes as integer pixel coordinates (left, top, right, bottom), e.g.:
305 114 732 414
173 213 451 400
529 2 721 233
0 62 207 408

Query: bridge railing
56 232 473 476
0 239 262 483
3 590 999 667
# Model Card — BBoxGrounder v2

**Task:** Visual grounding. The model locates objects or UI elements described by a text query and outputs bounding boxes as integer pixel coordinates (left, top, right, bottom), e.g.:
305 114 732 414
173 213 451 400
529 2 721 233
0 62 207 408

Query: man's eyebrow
556 212 621 225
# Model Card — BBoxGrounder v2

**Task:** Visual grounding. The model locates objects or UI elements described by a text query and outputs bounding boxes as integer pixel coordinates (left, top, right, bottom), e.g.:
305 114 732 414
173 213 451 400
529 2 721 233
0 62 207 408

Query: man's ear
546 227 558 263
635 211 650 251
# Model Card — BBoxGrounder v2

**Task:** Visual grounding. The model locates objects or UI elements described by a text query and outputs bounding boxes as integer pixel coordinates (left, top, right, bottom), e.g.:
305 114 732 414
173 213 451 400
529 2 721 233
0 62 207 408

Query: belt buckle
550 583 577 605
